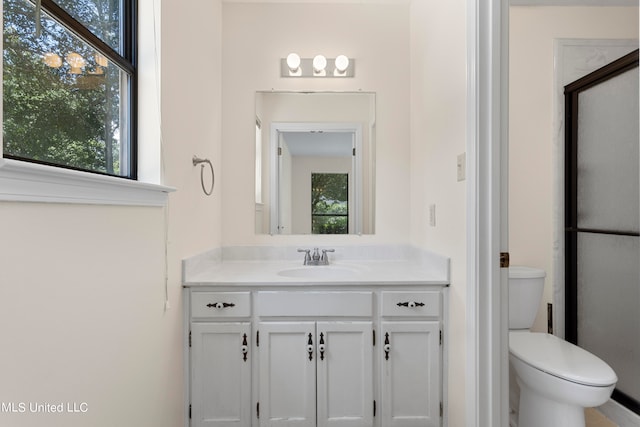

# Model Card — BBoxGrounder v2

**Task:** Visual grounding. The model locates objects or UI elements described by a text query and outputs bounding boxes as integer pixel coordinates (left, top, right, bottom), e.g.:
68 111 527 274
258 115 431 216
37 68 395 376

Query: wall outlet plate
429 204 436 227
457 152 466 182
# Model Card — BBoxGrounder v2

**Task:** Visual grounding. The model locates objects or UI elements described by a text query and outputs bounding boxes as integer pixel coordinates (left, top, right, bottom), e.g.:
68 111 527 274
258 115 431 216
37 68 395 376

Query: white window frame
0 0 173 206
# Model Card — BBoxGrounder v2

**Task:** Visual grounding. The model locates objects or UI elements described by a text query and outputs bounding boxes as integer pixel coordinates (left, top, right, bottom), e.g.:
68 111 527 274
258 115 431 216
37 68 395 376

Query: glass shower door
565 50 639 414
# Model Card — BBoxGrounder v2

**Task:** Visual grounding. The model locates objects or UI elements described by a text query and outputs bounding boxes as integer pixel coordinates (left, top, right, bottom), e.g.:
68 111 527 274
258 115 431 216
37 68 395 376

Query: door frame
269 122 363 235
466 1 510 426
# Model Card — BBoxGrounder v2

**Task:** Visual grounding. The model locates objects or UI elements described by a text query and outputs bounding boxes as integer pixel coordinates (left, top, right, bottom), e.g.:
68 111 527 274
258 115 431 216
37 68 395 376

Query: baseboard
599 399 640 427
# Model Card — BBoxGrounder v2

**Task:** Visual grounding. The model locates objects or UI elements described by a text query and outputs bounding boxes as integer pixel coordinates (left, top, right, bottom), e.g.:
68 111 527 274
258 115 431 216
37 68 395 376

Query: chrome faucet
311 248 321 263
297 248 335 265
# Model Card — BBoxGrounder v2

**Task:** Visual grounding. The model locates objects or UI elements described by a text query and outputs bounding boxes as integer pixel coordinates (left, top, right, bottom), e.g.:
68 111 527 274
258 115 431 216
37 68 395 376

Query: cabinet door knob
318 332 325 360
384 333 391 360
241 334 248 362
307 333 314 361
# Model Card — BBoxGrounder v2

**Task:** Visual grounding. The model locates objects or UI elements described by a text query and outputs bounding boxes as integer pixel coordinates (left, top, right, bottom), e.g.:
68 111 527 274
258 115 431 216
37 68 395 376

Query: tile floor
585 408 618 427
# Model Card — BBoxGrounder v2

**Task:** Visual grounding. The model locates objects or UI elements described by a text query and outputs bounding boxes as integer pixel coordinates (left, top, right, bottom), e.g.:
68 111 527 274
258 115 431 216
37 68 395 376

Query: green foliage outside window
3 0 127 176
311 173 348 234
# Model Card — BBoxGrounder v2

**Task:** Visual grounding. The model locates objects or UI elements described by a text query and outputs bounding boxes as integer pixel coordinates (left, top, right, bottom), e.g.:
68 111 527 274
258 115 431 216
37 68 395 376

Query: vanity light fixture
280 53 355 78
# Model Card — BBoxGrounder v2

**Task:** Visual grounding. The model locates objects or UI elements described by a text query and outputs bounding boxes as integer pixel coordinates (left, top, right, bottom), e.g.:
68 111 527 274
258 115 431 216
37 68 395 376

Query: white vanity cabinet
258 321 373 427
255 291 374 427
189 292 252 427
380 292 442 427
185 287 446 427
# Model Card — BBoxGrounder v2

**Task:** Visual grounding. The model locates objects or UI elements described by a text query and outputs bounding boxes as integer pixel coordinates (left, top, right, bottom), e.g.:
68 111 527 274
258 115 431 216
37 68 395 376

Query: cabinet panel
381 322 441 427
255 292 372 317
259 322 316 427
317 322 374 427
191 323 251 427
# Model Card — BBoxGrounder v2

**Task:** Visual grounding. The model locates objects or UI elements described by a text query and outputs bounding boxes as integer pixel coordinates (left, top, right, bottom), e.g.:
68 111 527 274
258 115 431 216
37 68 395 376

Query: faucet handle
297 248 312 264
320 248 335 264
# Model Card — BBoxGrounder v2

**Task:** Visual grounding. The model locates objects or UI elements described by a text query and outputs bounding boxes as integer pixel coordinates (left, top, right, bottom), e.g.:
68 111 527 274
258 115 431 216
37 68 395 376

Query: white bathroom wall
0 0 223 425
509 5 638 333
409 1 468 426
221 2 411 245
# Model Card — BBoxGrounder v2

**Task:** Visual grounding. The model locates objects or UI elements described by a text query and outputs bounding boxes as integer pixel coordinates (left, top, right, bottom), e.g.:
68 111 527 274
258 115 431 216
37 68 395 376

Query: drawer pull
206 302 236 309
241 334 248 362
397 301 425 308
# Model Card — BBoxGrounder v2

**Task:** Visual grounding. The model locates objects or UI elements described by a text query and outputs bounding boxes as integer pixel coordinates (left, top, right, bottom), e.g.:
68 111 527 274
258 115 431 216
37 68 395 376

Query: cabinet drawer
255 291 373 317
381 291 440 317
191 292 251 319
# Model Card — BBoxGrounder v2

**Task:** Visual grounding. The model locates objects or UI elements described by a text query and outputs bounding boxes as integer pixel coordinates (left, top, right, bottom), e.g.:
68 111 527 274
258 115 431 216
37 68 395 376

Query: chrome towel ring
193 156 214 196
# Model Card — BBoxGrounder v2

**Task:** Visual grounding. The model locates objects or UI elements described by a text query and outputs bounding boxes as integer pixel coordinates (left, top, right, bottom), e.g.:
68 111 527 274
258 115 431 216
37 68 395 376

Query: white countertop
183 246 450 287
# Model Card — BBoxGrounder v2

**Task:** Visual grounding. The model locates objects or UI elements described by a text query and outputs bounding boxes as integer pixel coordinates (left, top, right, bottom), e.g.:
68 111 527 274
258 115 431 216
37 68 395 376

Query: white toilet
508 266 618 427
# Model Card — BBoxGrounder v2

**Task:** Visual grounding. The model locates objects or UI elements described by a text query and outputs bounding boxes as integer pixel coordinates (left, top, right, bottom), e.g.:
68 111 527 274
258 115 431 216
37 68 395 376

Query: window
311 173 348 234
3 0 136 178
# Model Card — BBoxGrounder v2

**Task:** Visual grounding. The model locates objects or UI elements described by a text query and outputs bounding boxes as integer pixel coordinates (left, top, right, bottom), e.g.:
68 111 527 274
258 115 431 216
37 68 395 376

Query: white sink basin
277 265 360 279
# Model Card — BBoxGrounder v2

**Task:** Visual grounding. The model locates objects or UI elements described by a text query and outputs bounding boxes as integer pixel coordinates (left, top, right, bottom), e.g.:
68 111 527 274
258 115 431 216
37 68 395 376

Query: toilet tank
509 266 546 330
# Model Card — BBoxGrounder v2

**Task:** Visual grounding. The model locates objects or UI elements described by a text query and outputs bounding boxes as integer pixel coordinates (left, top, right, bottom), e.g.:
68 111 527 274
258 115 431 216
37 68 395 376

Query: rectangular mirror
255 92 376 235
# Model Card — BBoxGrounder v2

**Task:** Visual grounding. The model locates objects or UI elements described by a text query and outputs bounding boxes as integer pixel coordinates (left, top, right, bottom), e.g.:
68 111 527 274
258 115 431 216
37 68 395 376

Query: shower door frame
564 49 640 415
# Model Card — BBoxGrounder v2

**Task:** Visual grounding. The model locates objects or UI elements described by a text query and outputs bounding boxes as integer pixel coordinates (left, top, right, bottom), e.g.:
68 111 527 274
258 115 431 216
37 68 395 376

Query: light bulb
286 53 301 71
95 53 109 68
335 55 349 72
313 55 327 73
65 52 86 74
43 52 62 68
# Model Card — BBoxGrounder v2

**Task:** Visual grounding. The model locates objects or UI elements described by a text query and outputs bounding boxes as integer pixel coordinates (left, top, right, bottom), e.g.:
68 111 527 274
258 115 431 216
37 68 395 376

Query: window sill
0 158 175 206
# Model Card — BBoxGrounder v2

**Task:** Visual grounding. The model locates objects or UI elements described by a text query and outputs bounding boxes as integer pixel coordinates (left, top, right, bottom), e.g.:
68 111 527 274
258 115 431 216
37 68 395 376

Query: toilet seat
509 332 617 387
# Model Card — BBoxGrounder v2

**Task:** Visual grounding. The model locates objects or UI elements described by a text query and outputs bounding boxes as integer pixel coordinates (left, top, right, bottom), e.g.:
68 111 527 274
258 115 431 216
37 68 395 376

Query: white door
381 322 440 427
191 323 251 427
259 322 316 427
316 322 374 427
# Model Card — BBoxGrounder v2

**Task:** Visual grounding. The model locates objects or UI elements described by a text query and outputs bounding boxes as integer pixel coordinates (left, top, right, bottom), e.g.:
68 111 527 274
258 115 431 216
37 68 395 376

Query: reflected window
311 173 348 234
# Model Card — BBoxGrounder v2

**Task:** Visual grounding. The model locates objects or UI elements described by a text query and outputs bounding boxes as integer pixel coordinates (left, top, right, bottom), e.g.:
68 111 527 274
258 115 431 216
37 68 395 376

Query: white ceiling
510 0 636 5
282 131 353 157
223 0 636 4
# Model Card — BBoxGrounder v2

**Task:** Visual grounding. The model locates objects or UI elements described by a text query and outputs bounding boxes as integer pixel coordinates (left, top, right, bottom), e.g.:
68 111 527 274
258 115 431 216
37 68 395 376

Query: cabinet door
191 322 251 427
259 322 316 427
316 322 374 427
381 322 441 427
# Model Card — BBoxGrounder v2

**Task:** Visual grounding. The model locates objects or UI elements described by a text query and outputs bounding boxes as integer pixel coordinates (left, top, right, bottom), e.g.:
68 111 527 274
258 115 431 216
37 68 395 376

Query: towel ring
193 156 214 196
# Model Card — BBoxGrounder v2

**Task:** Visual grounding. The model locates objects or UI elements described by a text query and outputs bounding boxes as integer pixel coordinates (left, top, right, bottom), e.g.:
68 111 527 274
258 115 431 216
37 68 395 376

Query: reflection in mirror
255 92 376 235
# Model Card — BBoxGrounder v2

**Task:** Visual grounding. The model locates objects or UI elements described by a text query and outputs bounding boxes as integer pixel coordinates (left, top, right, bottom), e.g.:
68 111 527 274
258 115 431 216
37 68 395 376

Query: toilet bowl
508 266 618 427
510 331 617 427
